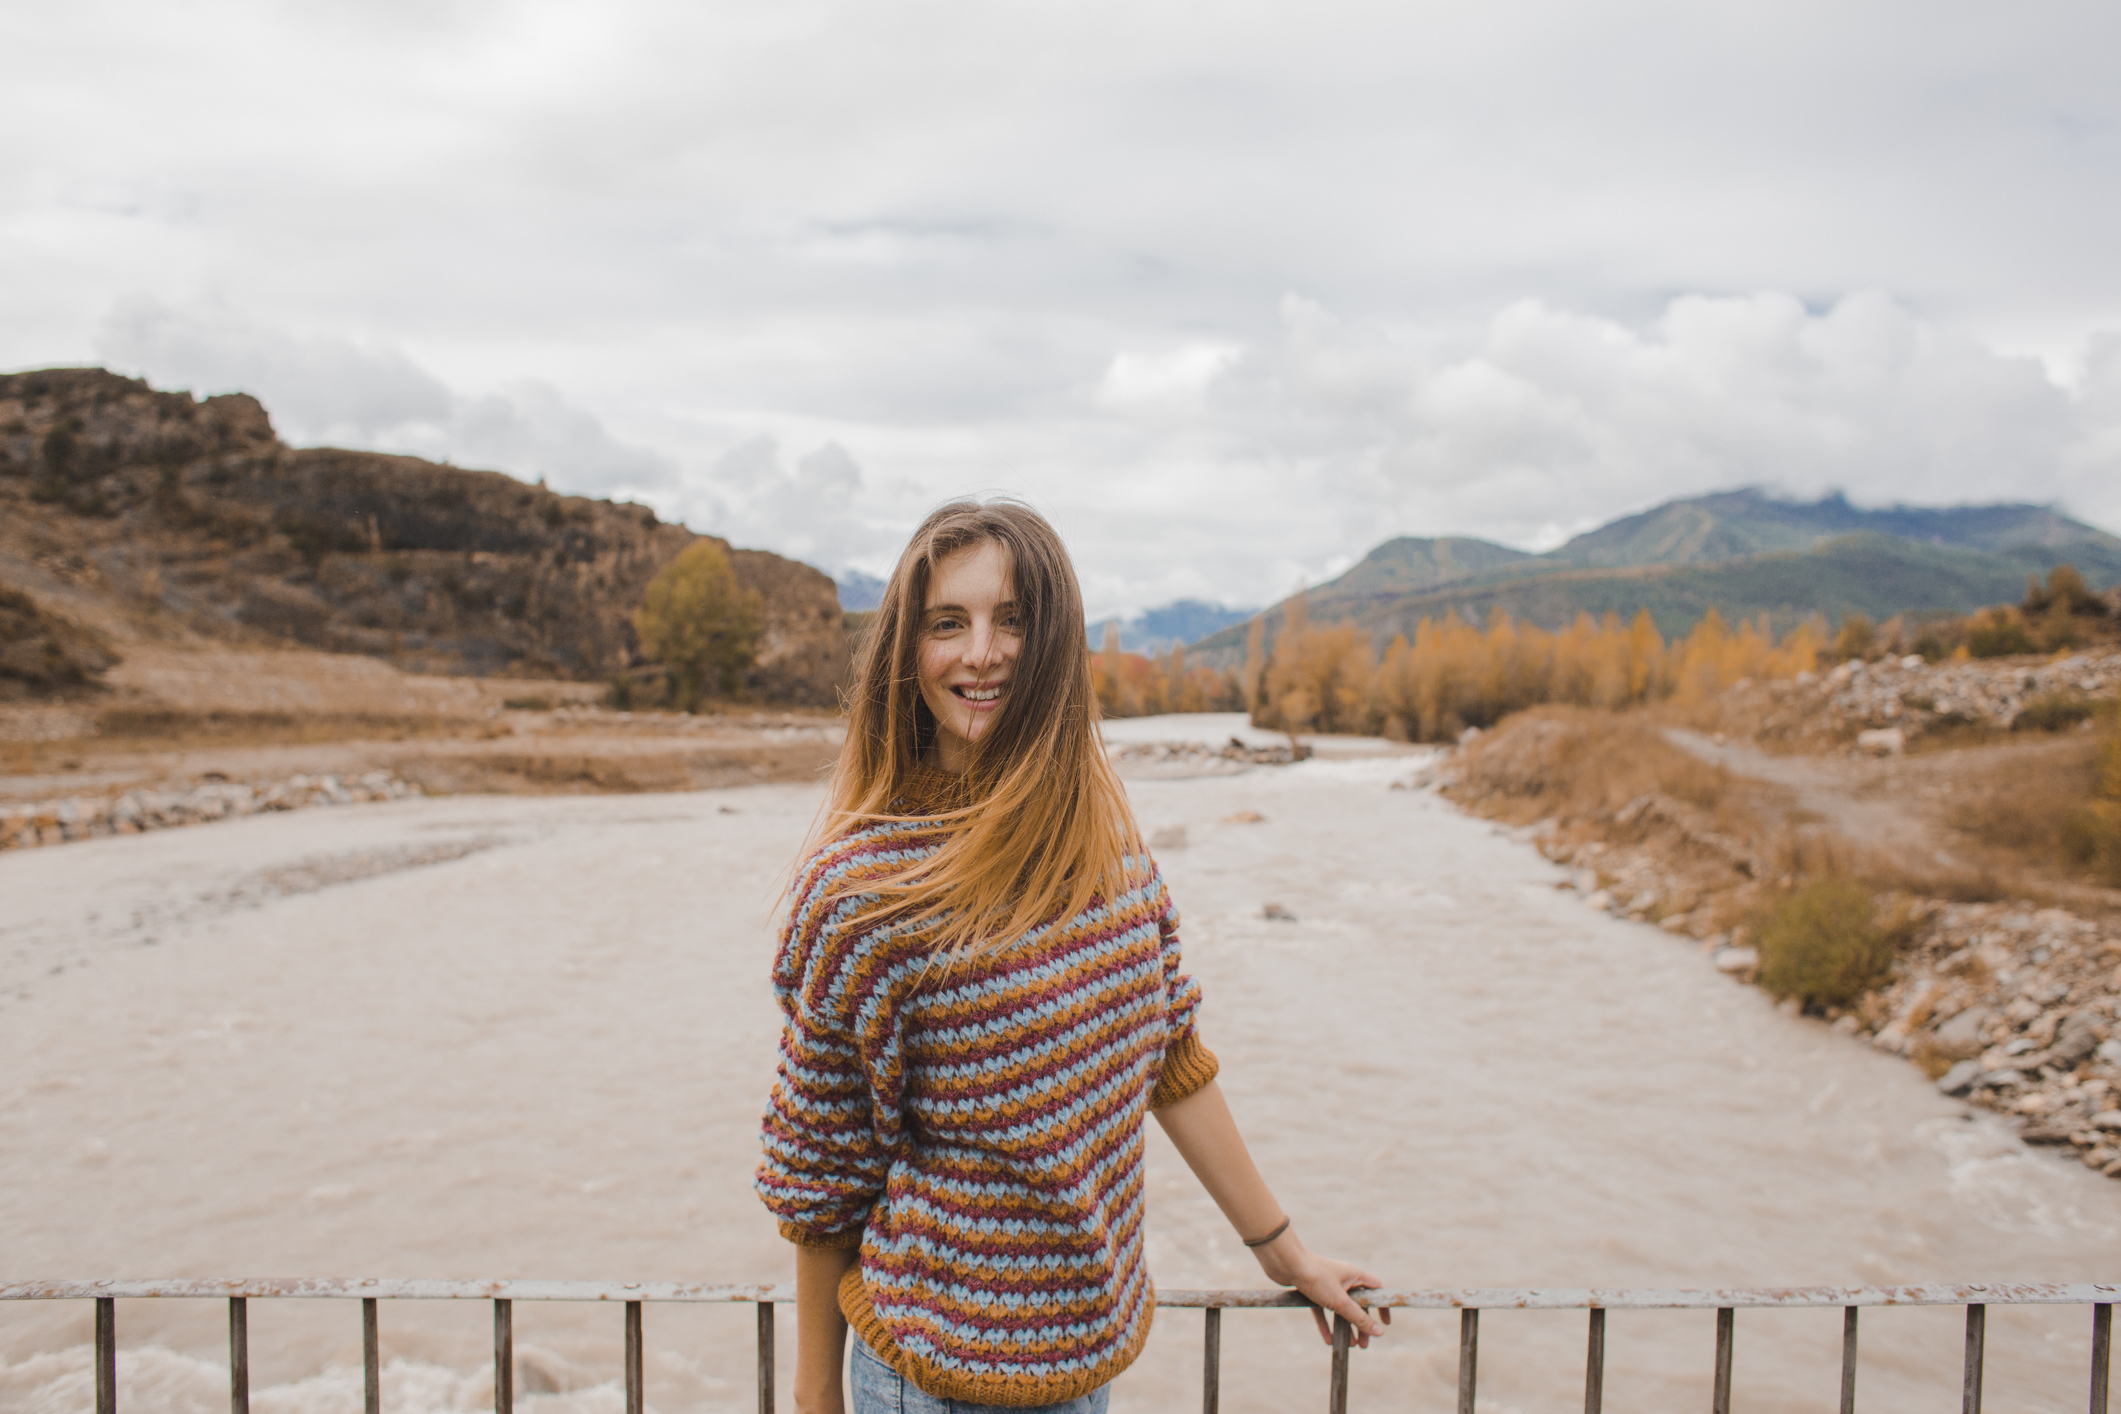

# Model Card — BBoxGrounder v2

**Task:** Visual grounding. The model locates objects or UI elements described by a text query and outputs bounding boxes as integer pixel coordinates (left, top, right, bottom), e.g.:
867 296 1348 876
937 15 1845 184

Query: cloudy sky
6 0 2120 617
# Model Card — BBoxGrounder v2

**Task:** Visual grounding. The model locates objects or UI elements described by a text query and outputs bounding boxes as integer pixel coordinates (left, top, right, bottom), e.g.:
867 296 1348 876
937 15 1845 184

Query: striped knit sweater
754 788 1218 1406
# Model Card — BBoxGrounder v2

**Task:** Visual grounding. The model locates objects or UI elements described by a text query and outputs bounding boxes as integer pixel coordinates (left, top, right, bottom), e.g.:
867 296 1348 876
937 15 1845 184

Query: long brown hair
810 498 1138 957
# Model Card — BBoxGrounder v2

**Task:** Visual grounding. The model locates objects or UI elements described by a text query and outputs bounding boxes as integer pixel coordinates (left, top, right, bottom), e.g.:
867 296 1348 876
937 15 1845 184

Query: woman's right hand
1254 1231 1390 1347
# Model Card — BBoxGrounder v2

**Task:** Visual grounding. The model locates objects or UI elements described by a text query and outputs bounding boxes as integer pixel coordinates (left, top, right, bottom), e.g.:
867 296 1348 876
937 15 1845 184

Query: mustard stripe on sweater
755 813 1217 1407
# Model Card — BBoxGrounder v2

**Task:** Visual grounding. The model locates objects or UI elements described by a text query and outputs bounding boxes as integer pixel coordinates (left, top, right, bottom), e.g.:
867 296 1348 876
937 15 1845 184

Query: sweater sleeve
1146 866 1220 1109
754 853 895 1248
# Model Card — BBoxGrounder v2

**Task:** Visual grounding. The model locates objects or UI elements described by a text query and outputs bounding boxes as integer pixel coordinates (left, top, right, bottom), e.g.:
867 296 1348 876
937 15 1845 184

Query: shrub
1755 876 1899 1010
1831 613 1875 662
1966 609 2036 659
2013 692 2095 733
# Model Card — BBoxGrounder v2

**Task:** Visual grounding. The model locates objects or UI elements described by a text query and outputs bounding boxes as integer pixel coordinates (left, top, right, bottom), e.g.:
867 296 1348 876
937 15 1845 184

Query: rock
1262 902 1297 922
2051 1012 2103 1066
1937 1060 1984 1096
1855 727 1905 755
1714 947 1759 974
1583 890 1613 912
2022 1122 2077 1144
2004 996 2042 1025
2093 1110 2121 1130
1221 810 1266 825
1932 1006 1993 1057
2101 1040 2121 1064
1977 1068 2026 1089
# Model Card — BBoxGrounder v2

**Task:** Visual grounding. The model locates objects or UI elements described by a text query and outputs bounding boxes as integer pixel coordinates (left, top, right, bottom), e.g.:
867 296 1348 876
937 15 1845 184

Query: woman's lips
951 682 1005 710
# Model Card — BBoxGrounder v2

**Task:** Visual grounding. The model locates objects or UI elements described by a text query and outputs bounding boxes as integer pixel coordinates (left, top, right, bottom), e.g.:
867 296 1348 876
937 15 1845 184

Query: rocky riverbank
1723 648 2121 752
0 770 421 849
1449 700 2121 1182
1539 853 2121 1178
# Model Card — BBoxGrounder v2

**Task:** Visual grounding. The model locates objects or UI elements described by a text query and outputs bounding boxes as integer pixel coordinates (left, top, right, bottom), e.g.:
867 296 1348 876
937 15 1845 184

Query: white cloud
7 0 2121 615
1220 290 2116 554
92 295 676 499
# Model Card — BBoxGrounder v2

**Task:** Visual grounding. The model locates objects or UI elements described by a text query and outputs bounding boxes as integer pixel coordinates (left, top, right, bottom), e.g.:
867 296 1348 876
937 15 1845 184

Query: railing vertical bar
1201 1307 1221 1414
492 1300 512 1414
1838 1306 1857 1414
2090 1304 2109 1414
228 1298 249 1414
1963 1305 1985 1414
1328 1315 1352 1414
362 1299 379 1414
95 1297 116 1414
755 1301 774 1414
623 1302 642 1414
1583 1307 1605 1414
1711 1308 1734 1414
1457 1309 1479 1414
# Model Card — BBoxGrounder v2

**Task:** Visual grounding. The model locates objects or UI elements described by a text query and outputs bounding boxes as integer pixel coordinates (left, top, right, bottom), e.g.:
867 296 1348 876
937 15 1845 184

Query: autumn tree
632 541 763 712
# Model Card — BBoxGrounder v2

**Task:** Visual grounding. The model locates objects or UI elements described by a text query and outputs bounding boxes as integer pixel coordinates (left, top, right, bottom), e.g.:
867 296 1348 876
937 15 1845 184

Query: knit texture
755 799 1217 1407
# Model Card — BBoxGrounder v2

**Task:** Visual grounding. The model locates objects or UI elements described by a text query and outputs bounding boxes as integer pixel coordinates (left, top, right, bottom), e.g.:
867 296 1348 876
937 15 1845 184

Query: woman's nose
965 619 1002 668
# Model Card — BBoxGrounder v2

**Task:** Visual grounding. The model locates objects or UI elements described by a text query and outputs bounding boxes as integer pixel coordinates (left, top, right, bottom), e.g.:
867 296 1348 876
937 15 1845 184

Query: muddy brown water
3 716 2116 1413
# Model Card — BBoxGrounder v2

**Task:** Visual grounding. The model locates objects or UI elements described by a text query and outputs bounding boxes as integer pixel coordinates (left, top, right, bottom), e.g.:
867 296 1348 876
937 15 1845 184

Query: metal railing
3 1280 2114 1414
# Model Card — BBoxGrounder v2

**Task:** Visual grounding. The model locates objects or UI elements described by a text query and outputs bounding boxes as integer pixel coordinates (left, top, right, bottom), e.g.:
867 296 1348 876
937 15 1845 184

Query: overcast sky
6 0 2120 617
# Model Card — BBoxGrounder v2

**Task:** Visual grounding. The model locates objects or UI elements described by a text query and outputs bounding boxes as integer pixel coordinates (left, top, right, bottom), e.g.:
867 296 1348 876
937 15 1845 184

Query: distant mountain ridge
1191 489 2121 667
1090 599 1256 655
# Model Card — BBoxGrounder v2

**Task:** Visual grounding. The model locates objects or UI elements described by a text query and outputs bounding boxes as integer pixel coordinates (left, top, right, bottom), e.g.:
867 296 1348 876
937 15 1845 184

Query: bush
2013 692 2095 733
1755 876 1900 1010
1832 613 1875 662
1966 609 2037 658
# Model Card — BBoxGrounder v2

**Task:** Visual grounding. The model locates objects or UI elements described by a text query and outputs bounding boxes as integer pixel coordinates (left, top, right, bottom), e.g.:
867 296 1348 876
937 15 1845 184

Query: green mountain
1191 491 2121 666
1315 535 1537 597
1544 488 2105 569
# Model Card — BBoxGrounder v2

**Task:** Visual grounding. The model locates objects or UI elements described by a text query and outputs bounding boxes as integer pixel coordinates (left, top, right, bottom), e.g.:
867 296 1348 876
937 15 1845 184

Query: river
3 715 2115 1413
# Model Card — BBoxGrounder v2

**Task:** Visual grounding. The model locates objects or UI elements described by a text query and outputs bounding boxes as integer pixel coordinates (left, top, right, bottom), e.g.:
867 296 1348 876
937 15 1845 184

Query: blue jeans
849 1335 1112 1414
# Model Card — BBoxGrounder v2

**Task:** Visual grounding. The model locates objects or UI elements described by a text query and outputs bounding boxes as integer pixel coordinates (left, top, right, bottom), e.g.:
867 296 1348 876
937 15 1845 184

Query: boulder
1931 1006 1992 1058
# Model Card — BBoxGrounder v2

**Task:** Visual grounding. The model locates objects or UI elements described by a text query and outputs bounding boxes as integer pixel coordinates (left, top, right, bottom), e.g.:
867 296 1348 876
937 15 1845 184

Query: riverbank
1445 698 2121 1185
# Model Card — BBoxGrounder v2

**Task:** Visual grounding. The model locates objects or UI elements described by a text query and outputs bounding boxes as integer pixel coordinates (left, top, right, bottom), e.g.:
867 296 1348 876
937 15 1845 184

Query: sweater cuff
1149 1032 1219 1109
778 1219 866 1250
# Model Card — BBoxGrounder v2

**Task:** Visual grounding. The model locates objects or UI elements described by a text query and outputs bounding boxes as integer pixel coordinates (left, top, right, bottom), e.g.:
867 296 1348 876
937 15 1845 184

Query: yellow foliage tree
632 541 763 712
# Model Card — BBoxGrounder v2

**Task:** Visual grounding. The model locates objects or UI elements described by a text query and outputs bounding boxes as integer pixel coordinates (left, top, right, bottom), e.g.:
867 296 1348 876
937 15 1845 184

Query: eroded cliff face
0 368 845 705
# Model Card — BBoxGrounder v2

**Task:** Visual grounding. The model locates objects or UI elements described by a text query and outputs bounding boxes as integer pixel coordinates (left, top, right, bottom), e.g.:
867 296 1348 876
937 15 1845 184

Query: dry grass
1454 706 1751 824
411 741 838 796
1945 733 2121 887
92 706 475 747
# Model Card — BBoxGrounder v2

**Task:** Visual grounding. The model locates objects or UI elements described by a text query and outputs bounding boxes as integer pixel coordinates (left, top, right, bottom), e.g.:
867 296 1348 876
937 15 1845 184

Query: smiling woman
913 539 1019 770
753 498 1385 1413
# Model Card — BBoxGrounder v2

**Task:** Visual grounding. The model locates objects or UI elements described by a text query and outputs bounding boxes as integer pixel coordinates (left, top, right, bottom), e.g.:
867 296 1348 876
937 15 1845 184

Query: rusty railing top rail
2 1278 2113 1309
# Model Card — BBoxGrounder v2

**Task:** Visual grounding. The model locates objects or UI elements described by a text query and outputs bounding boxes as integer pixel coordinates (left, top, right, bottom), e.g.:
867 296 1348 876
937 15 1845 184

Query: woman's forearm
1151 1080 1286 1240
793 1243 858 1414
1154 1078 1387 1343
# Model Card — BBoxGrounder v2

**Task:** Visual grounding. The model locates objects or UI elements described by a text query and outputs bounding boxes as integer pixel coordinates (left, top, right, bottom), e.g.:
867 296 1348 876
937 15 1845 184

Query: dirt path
1664 727 2099 884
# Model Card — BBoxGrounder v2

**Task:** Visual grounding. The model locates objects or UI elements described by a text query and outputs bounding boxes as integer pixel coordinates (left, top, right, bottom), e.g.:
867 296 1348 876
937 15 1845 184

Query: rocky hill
1193 490 2121 666
0 368 844 704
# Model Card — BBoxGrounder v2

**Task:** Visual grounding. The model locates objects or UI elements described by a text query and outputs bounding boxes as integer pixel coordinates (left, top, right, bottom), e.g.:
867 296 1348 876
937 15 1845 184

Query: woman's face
917 540 1022 772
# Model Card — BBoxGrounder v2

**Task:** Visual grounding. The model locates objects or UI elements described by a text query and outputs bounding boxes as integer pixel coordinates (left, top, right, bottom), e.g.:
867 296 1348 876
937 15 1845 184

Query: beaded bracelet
1242 1217 1292 1248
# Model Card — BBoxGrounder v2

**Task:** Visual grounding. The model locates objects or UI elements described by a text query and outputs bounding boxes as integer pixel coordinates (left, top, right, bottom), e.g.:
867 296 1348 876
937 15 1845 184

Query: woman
757 499 1385 1413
